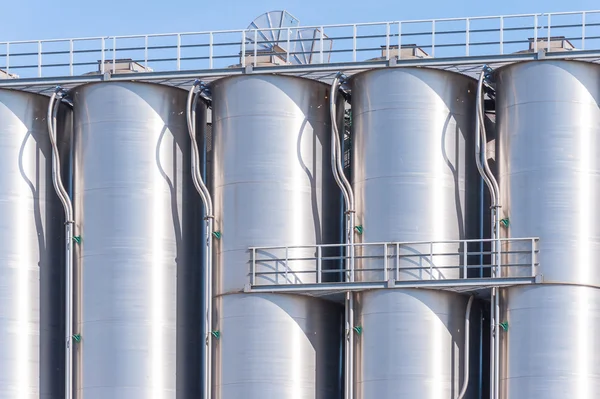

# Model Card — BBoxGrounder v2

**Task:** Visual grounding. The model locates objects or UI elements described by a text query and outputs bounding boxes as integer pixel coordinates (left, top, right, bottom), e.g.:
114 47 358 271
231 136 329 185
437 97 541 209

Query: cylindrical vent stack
0 90 70 398
496 60 600 398
350 68 479 398
71 82 203 398
211 75 342 399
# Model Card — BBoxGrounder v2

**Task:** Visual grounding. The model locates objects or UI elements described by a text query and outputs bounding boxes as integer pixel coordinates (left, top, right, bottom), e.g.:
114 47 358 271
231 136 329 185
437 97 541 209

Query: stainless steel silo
211 74 343 399
495 60 600 399
0 89 70 398
350 68 479 398
71 82 204 399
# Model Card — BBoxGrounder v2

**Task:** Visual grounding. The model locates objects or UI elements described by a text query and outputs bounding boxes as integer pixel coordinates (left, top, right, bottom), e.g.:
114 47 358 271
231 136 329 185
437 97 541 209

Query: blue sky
1 0 598 42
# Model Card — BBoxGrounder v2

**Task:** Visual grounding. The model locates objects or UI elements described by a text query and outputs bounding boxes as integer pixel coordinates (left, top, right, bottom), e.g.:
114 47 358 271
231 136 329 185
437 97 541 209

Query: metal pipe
48 88 74 399
330 72 356 399
457 295 475 399
186 81 214 399
476 68 502 399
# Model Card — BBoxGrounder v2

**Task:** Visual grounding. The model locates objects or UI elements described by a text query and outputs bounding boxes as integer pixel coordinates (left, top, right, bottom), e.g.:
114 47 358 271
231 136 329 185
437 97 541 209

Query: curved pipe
457 295 475 399
186 81 214 399
48 88 74 399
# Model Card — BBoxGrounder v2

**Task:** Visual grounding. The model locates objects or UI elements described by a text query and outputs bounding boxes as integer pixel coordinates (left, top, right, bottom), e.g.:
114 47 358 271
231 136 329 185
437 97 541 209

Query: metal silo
211 74 342 399
0 89 70 398
71 82 203 399
495 60 600 399
350 68 479 398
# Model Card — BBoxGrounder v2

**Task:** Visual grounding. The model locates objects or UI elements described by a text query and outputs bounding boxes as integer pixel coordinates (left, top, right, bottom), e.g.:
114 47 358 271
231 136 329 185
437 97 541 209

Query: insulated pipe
330 72 355 399
457 295 475 399
186 81 214 399
476 68 502 399
48 88 74 399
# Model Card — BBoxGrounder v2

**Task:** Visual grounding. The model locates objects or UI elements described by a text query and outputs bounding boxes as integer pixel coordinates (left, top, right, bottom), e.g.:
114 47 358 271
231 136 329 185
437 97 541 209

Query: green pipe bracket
72 236 82 244
354 225 363 235
72 334 81 343
212 231 222 239
353 326 362 335
211 330 221 340
499 321 509 331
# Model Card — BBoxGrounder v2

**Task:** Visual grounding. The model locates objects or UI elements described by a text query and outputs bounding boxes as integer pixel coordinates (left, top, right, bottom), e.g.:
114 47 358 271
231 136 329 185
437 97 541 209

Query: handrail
47 87 74 399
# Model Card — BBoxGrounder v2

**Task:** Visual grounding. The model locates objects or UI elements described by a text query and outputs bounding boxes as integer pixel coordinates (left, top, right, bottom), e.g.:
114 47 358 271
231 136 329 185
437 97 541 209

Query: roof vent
527 36 575 52
97 58 153 73
383 44 430 59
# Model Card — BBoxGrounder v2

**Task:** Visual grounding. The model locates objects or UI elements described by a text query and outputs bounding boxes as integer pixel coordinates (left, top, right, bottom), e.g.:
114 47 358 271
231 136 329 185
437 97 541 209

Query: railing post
37 41 42 77
547 13 552 52
177 34 181 71
398 21 402 60
284 246 289 284
466 18 470 56
531 238 535 277
431 20 436 57
251 248 256 285
383 243 388 282
533 14 538 52
253 29 258 65
320 26 324 63
396 242 400 281
144 35 149 71
69 39 74 76
385 23 390 60
500 16 504 54
429 242 434 280
286 27 290 63
112 36 116 74
241 30 247 67
209 32 214 69
463 240 468 279
352 24 357 62
100 38 105 74
582 12 586 50
317 245 322 284
5 43 9 75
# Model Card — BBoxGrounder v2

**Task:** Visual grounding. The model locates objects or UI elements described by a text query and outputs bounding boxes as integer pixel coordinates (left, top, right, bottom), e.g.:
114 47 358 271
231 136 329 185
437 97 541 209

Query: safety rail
1 11 599 80
248 237 539 292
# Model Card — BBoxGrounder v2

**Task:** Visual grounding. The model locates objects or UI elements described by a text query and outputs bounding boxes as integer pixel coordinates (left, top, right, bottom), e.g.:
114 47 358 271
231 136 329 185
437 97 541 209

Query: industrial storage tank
71 82 204 398
0 89 70 398
495 60 600 399
350 68 479 398
211 75 343 399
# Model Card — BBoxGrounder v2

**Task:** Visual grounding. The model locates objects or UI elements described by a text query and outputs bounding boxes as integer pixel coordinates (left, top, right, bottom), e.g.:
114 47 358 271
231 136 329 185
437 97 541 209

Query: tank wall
211 75 342 399
495 60 600 399
350 68 478 399
0 90 70 398
71 82 203 399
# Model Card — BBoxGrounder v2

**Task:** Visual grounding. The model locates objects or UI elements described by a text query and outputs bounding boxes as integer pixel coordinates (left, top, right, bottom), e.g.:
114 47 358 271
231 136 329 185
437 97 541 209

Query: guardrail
249 237 539 287
1 11 599 79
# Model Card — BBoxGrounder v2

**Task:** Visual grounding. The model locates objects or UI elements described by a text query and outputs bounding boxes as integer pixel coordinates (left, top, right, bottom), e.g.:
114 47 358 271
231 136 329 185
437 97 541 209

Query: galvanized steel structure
0 8 599 399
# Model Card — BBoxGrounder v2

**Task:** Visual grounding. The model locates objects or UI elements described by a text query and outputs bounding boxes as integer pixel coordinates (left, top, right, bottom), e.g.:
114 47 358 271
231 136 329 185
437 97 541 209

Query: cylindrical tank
495 60 600 398
350 68 479 398
211 75 342 399
71 82 203 399
0 89 70 398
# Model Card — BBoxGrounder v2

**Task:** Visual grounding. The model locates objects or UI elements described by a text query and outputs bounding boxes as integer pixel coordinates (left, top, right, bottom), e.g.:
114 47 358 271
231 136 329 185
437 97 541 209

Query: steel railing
1 11 599 79
249 237 539 287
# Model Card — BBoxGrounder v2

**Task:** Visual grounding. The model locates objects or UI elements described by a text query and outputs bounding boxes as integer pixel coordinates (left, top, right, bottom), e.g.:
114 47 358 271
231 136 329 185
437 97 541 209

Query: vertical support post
251 248 256 285
286 27 291 63
466 18 470 56
320 26 324 63
69 40 74 76
253 29 258 65
547 14 552 52
5 43 9 75
38 41 42 77
241 30 247 67
429 242 434 280
352 25 357 62
463 240 468 279
398 22 402 60
531 238 535 277
383 243 389 281
177 34 181 71
533 14 538 52
317 245 322 284
582 12 586 49
100 38 105 74
112 36 116 74
431 20 436 57
284 246 289 284
396 242 400 281
385 23 390 60
209 32 214 69
144 35 148 71
500 17 504 54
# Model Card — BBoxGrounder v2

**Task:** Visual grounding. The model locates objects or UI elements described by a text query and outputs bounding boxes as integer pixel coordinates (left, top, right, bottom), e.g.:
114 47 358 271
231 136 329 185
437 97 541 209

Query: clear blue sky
1 0 598 42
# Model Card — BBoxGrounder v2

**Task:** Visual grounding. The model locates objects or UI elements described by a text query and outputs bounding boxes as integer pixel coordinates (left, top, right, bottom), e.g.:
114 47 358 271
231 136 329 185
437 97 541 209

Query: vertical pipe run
48 88 74 399
457 295 475 399
331 72 355 399
187 82 214 399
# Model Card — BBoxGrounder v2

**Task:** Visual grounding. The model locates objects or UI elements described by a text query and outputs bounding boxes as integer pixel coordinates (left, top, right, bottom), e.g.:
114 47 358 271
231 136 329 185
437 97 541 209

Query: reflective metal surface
211 75 342 399
0 89 70 398
350 68 478 398
496 60 600 399
71 82 203 399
